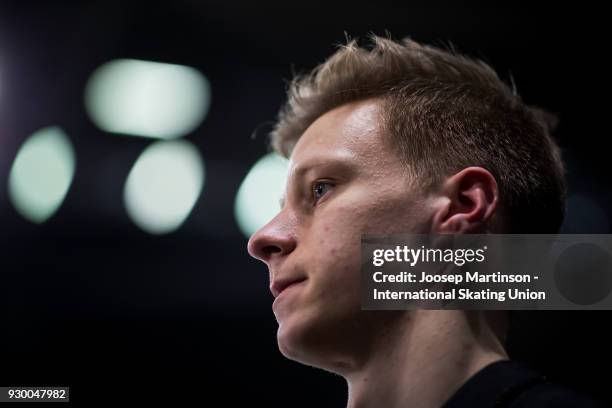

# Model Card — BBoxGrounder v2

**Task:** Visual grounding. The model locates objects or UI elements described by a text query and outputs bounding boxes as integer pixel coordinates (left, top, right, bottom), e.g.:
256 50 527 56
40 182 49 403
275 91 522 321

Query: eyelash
312 181 333 204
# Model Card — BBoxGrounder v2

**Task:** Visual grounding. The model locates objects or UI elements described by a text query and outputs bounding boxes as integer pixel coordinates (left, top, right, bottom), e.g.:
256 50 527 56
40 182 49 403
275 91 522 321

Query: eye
312 181 333 202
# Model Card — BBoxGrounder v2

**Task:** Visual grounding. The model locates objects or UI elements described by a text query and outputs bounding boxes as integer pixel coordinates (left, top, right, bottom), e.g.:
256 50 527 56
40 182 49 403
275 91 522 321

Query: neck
343 310 508 408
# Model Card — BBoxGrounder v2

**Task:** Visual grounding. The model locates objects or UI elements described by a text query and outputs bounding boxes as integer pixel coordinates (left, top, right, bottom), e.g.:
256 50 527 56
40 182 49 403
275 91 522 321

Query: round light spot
235 153 288 238
85 59 211 139
124 140 205 234
8 126 76 223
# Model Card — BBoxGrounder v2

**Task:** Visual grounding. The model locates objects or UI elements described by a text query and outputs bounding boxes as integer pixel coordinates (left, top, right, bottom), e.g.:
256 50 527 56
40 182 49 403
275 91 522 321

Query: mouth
270 277 307 298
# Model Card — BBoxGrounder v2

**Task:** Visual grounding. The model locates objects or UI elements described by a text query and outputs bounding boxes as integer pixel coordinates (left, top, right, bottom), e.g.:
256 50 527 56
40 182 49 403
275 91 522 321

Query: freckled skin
248 99 435 373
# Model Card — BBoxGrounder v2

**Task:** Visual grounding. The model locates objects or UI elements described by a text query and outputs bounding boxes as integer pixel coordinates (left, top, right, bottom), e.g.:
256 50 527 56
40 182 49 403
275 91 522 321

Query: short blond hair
270 35 566 233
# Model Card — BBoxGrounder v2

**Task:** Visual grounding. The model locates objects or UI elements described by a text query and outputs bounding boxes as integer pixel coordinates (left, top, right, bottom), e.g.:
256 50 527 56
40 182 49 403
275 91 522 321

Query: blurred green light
235 153 288 238
85 59 211 139
8 126 76 223
124 140 205 234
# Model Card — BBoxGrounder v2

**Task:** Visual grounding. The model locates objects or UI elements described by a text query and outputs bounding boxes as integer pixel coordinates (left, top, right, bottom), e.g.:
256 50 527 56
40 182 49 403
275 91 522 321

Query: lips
270 277 307 298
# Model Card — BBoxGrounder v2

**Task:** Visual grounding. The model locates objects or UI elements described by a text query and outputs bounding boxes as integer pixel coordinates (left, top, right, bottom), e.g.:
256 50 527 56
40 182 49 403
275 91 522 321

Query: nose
247 216 297 264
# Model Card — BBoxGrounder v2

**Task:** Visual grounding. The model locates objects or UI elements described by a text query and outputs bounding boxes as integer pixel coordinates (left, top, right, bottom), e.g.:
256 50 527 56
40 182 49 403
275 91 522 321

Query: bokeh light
85 59 211 139
235 153 289 238
8 126 76 223
124 140 205 234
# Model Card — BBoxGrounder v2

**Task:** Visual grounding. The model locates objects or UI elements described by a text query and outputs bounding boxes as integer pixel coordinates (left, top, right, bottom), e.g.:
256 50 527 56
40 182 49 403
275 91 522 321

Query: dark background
0 1 610 406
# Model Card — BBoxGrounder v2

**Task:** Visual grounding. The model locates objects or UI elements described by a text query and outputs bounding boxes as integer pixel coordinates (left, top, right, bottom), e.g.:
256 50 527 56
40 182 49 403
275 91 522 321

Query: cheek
359 190 428 234
302 191 426 291
305 215 364 298
312 216 362 267
308 209 364 260
318 200 411 237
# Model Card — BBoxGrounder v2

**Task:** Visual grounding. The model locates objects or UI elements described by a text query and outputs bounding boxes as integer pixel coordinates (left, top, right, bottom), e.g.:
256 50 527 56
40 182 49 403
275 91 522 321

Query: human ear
431 167 499 234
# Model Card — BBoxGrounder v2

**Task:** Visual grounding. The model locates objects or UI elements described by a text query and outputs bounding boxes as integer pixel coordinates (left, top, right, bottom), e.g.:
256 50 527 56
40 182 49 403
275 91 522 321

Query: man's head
247 35 566 373
272 35 566 233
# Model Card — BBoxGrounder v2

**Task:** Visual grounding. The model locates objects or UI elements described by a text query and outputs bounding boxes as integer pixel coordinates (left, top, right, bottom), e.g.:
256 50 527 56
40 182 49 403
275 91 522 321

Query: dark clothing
443 360 605 407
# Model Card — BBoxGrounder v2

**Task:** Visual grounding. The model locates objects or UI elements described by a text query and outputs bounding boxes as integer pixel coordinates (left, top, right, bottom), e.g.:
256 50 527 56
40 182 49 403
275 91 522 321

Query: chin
275 308 356 373
276 313 313 363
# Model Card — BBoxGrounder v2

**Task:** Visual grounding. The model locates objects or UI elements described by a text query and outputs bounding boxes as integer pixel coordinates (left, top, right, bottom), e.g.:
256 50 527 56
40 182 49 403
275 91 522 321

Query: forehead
289 99 385 171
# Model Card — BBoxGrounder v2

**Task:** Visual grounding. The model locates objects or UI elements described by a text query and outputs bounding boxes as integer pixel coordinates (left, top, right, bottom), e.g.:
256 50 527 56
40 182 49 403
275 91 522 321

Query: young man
247 36 601 407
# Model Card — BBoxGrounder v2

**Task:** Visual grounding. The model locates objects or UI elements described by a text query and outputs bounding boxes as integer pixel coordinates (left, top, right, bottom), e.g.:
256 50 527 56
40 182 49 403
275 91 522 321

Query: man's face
247 99 432 371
